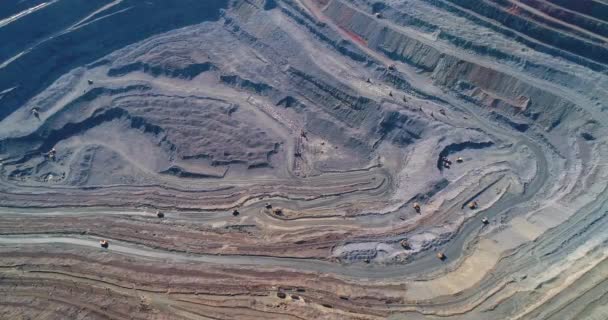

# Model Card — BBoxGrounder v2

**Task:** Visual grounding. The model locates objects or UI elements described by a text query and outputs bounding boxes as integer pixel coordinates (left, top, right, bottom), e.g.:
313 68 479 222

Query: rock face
0 0 607 319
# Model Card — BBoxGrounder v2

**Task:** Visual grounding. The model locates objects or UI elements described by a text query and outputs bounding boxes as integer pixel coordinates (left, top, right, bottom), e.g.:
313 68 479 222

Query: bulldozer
100 240 109 248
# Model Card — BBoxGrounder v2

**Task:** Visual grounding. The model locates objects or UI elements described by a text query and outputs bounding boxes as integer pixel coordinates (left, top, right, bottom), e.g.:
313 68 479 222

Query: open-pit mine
1 0 607 319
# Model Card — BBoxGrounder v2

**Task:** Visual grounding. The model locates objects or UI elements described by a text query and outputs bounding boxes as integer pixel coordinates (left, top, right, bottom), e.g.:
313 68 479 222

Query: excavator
31 107 40 119
413 202 421 213
468 201 479 210
99 240 109 248
43 148 57 161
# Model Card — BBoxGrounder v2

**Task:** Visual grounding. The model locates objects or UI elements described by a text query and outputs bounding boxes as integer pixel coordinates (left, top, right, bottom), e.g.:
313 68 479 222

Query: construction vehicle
31 107 40 119
482 217 489 225
468 201 478 210
375 12 382 18
156 210 164 218
388 64 396 71
265 202 272 209
232 209 240 216
439 109 446 115
272 208 283 216
400 239 411 250
456 157 464 163
413 202 421 213
436 252 446 260
88 79 94 85
294 135 303 157
44 147 57 161
441 157 452 168
100 240 109 248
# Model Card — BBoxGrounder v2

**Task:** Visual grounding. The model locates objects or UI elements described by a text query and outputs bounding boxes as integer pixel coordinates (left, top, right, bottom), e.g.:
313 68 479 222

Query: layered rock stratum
0 0 607 319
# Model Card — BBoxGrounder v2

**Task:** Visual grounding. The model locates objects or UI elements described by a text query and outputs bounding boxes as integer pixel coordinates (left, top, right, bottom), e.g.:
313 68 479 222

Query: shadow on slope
0 0 228 121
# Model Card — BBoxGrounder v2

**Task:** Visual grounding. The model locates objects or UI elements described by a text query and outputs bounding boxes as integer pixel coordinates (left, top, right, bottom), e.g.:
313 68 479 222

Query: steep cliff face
437 0 608 64
0 0 607 319
323 0 595 133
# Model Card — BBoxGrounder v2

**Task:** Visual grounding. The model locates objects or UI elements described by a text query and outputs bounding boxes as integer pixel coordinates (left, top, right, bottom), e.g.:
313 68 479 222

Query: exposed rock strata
0 0 606 319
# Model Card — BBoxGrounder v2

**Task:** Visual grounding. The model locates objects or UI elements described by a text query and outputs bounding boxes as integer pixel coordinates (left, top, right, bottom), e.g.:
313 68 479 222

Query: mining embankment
0 0 607 319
